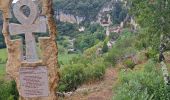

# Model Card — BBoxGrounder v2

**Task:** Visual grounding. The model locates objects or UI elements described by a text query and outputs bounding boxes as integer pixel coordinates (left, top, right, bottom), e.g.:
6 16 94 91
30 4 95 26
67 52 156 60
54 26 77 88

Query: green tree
111 1 127 24
131 0 170 52
54 0 111 21
102 41 108 53
0 34 6 49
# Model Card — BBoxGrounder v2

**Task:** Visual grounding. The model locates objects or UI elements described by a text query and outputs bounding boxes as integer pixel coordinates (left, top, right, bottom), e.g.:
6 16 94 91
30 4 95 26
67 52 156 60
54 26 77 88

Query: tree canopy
53 0 111 21
131 0 170 51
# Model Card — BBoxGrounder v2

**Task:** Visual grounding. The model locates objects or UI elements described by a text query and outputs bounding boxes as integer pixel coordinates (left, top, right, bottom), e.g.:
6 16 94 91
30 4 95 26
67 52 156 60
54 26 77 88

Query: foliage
109 32 119 40
0 34 6 49
111 0 127 25
0 80 19 100
74 33 96 51
84 61 106 81
59 64 85 92
57 22 78 37
105 47 121 66
0 13 5 49
58 42 107 92
74 24 105 51
0 49 7 64
102 41 108 53
105 30 137 66
145 47 158 61
0 64 5 78
114 60 170 100
83 42 103 58
123 59 136 69
58 57 106 92
54 0 111 21
95 31 106 41
58 53 80 66
130 0 170 52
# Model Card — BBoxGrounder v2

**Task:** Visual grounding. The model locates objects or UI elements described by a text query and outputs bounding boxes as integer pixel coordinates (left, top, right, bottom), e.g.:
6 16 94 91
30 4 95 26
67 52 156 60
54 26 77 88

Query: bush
105 47 122 66
84 61 106 81
114 60 170 100
58 57 106 92
105 31 137 66
0 80 19 100
123 59 136 69
145 47 158 61
102 41 108 53
59 64 85 92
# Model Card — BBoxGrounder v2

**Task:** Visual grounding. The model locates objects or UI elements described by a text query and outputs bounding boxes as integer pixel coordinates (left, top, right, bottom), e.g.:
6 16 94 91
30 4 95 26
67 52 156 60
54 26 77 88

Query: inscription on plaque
19 67 49 97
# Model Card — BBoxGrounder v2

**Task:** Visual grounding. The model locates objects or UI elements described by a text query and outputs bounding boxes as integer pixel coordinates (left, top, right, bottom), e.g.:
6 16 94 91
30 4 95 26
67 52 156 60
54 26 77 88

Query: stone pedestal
1 0 59 100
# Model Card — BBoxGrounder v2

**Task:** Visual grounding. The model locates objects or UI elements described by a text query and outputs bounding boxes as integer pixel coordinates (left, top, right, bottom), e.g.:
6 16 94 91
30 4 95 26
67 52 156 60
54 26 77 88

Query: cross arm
9 17 47 35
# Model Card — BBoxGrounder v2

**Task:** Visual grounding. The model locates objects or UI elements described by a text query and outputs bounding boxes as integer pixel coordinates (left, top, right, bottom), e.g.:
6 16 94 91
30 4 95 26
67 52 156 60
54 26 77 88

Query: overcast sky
13 0 36 3
13 0 18 3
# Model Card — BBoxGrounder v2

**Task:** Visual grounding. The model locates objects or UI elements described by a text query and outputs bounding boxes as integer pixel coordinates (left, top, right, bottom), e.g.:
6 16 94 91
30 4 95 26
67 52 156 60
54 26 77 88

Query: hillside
53 0 112 21
1 0 170 100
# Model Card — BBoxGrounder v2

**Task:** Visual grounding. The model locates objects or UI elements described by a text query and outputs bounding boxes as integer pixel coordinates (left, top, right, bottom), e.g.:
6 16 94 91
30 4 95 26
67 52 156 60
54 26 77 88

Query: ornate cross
9 0 47 62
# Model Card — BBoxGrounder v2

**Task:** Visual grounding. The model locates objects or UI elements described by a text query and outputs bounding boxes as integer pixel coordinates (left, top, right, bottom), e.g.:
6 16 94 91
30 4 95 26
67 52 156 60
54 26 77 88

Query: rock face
55 10 85 24
1 0 59 100
0 0 12 18
96 0 114 25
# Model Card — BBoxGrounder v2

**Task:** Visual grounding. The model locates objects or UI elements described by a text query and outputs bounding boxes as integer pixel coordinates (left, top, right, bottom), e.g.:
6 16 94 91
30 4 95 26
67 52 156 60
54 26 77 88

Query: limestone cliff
55 10 85 24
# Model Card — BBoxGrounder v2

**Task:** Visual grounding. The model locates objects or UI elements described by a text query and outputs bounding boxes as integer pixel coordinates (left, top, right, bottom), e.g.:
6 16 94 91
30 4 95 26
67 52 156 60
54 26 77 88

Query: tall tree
131 0 170 52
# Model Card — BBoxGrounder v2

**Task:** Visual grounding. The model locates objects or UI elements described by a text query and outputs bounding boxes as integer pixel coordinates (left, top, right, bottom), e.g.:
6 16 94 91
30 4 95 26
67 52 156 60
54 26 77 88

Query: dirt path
60 67 118 100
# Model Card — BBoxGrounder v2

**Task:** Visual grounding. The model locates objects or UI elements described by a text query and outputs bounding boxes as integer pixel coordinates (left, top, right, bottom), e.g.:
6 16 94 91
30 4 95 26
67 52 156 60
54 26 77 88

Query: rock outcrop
55 10 85 24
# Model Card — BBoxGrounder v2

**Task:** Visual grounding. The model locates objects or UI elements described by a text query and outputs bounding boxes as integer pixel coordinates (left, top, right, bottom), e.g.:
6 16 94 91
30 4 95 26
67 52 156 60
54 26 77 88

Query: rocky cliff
55 10 85 24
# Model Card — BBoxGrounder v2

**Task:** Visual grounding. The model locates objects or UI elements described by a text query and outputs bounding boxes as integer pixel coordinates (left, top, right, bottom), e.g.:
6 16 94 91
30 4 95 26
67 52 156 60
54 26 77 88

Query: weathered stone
19 66 49 97
0 0 59 100
9 0 47 62
0 0 12 18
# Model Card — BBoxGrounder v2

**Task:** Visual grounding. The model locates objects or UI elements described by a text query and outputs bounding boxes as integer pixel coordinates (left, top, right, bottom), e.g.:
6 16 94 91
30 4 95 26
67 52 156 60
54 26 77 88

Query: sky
13 0 19 3
13 0 35 3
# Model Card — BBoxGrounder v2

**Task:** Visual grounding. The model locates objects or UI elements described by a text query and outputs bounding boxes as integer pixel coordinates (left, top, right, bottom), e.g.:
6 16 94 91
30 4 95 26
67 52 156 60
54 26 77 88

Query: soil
60 67 118 100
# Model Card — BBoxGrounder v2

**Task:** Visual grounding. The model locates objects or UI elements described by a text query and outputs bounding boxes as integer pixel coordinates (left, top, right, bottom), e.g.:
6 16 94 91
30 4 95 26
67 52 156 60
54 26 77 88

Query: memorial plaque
19 66 49 97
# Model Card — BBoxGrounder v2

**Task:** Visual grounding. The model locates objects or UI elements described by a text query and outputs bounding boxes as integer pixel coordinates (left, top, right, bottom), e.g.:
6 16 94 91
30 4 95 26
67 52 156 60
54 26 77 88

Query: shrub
91 62 106 80
135 51 148 64
58 64 85 92
145 47 158 60
123 59 136 69
84 61 106 81
102 41 108 53
105 47 122 66
58 58 107 92
114 60 170 100
0 80 19 100
105 31 137 66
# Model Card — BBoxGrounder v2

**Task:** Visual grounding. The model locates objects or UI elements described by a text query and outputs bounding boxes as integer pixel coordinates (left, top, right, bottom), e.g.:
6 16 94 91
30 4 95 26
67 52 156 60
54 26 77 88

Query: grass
0 48 79 64
0 49 7 78
0 48 80 77
0 64 5 78
0 49 7 63
58 53 80 65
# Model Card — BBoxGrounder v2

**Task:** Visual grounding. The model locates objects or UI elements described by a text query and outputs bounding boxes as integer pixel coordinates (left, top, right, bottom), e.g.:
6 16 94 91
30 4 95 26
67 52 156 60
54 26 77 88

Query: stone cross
1 0 59 99
9 0 47 62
